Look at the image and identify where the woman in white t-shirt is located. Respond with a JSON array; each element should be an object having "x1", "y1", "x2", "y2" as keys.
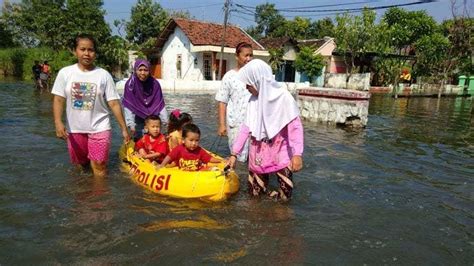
[
  {"x1": 52, "y1": 34, "x2": 130, "y2": 177},
  {"x1": 215, "y1": 42, "x2": 253, "y2": 162}
]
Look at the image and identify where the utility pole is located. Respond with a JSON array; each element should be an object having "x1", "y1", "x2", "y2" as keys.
[{"x1": 218, "y1": 0, "x2": 230, "y2": 81}]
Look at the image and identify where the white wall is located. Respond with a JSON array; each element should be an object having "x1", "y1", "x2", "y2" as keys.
[
  {"x1": 161, "y1": 28, "x2": 201, "y2": 81},
  {"x1": 127, "y1": 50, "x2": 138, "y2": 75},
  {"x1": 161, "y1": 27, "x2": 269, "y2": 81},
  {"x1": 116, "y1": 79, "x2": 309, "y2": 94},
  {"x1": 283, "y1": 44, "x2": 297, "y2": 61}
]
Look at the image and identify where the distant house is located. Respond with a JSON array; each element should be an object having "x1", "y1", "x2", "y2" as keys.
[
  {"x1": 150, "y1": 18, "x2": 269, "y2": 81},
  {"x1": 259, "y1": 36, "x2": 336, "y2": 85},
  {"x1": 259, "y1": 36, "x2": 299, "y2": 82}
]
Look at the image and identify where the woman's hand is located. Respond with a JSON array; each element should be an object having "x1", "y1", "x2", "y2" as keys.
[
  {"x1": 55, "y1": 122, "x2": 68, "y2": 140},
  {"x1": 226, "y1": 155, "x2": 237, "y2": 169},
  {"x1": 289, "y1": 155, "x2": 303, "y2": 172},
  {"x1": 122, "y1": 128, "x2": 131, "y2": 144},
  {"x1": 217, "y1": 124, "x2": 227, "y2": 136},
  {"x1": 246, "y1": 84, "x2": 258, "y2": 96}
]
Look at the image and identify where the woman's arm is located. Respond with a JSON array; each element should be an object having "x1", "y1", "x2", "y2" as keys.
[
  {"x1": 53, "y1": 95, "x2": 68, "y2": 140},
  {"x1": 209, "y1": 157, "x2": 223, "y2": 163},
  {"x1": 231, "y1": 124, "x2": 250, "y2": 156},
  {"x1": 217, "y1": 102, "x2": 227, "y2": 136},
  {"x1": 287, "y1": 117, "x2": 304, "y2": 172},
  {"x1": 123, "y1": 107, "x2": 136, "y2": 129},
  {"x1": 157, "y1": 155, "x2": 172, "y2": 168},
  {"x1": 159, "y1": 108, "x2": 169, "y2": 124},
  {"x1": 108, "y1": 100, "x2": 130, "y2": 144},
  {"x1": 227, "y1": 124, "x2": 250, "y2": 168}
]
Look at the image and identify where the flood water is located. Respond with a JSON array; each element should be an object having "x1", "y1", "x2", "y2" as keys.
[{"x1": 0, "y1": 81, "x2": 473, "y2": 264}]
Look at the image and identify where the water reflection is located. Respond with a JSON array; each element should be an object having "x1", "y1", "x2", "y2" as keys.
[{"x1": 0, "y1": 83, "x2": 473, "y2": 264}]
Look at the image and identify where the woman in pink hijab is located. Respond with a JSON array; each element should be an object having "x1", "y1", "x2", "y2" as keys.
[{"x1": 227, "y1": 59, "x2": 304, "y2": 201}]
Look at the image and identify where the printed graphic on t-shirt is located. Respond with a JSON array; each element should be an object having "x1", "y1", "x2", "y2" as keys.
[
  {"x1": 71, "y1": 82, "x2": 97, "y2": 110},
  {"x1": 178, "y1": 158, "x2": 201, "y2": 171}
]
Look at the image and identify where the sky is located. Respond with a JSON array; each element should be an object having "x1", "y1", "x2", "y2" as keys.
[
  {"x1": 0, "y1": 0, "x2": 467, "y2": 34},
  {"x1": 101, "y1": 0, "x2": 466, "y2": 35}
]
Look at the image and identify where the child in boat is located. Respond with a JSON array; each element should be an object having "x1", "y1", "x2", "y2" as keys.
[
  {"x1": 158, "y1": 123, "x2": 222, "y2": 171},
  {"x1": 167, "y1": 109, "x2": 193, "y2": 151},
  {"x1": 135, "y1": 115, "x2": 168, "y2": 163}
]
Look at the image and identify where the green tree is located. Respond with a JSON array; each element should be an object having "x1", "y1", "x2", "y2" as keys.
[
  {"x1": 335, "y1": 9, "x2": 378, "y2": 87},
  {"x1": 126, "y1": 0, "x2": 168, "y2": 45},
  {"x1": 65, "y1": 0, "x2": 111, "y2": 48},
  {"x1": 268, "y1": 47, "x2": 284, "y2": 73},
  {"x1": 383, "y1": 7, "x2": 437, "y2": 91},
  {"x1": 294, "y1": 46, "x2": 325, "y2": 83},
  {"x1": 0, "y1": 18, "x2": 16, "y2": 48},
  {"x1": 245, "y1": 26, "x2": 262, "y2": 40},
  {"x1": 384, "y1": 8, "x2": 437, "y2": 49},
  {"x1": 414, "y1": 33, "x2": 451, "y2": 78},
  {"x1": 3, "y1": 0, "x2": 111, "y2": 51},
  {"x1": 100, "y1": 36, "x2": 129, "y2": 78},
  {"x1": 369, "y1": 21, "x2": 399, "y2": 86},
  {"x1": 308, "y1": 17, "x2": 335, "y2": 39},
  {"x1": 277, "y1": 16, "x2": 311, "y2": 39},
  {"x1": 169, "y1": 10, "x2": 194, "y2": 19},
  {"x1": 253, "y1": 3, "x2": 285, "y2": 37},
  {"x1": 440, "y1": 17, "x2": 473, "y2": 76}
]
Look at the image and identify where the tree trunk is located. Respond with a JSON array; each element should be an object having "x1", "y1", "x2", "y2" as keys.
[
  {"x1": 118, "y1": 58, "x2": 123, "y2": 79},
  {"x1": 438, "y1": 79, "x2": 445, "y2": 99}
]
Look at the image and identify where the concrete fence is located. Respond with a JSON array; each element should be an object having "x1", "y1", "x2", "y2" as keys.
[
  {"x1": 370, "y1": 83, "x2": 464, "y2": 97},
  {"x1": 297, "y1": 87, "x2": 370, "y2": 128},
  {"x1": 116, "y1": 78, "x2": 311, "y2": 95},
  {"x1": 325, "y1": 73, "x2": 371, "y2": 91}
]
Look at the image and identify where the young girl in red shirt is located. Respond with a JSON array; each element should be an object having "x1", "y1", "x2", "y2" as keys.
[{"x1": 135, "y1": 115, "x2": 168, "y2": 163}]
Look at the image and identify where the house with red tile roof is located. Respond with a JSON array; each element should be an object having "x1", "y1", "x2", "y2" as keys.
[{"x1": 150, "y1": 18, "x2": 269, "y2": 81}]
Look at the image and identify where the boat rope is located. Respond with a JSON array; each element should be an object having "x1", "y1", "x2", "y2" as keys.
[
  {"x1": 191, "y1": 172, "x2": 200, "y2": 192},
  {"x1": 218, "y1": 173, "x2": 227, "y2": 199}
]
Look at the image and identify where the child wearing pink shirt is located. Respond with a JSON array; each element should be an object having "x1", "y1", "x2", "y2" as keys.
[{"x1": 227, "y1": 59, "x2": 304, "y2": 200}]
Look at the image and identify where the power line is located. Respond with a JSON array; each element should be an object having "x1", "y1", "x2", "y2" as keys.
[
  {"x1": 282, "y1": 0, "x2": 437, "y2": 13},
  {"x1": 237, "y1": 0, "x2": 380, "y2": 11},
  {"x1": 106, "y1": 3, "x2": 223, "y2": 14},
  {"x1": 166, "y1": 3, "x2": 222, "y2": 10},
  {"x1": 235, "y1": 0, "x2": 437, "y2": 13},
  {"x1": 232, "y1": 9, "x2": 255, "y2": 17}
]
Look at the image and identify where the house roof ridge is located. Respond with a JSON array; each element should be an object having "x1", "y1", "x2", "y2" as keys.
[
  {"x1": 172, "y1": 17, "x2": 240, "y2": 29},
  {"x1": 236, "y1": 25, "x2": 265, "y2": 50}
]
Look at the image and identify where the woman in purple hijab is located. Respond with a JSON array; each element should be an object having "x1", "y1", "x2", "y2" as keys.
[{"x1": 123, "y1": 59, "x2": 168, "y2": 140}]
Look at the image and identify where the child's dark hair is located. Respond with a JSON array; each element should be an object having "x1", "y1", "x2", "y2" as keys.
[
  {"x1": 236, "y1": 42, "x2": 252, "y2": 55},
  {"x1": 145, "y1": 114, "x2": 161, "y2": 124},
  {"x1": 168, "y1": 110, "x2": 192, "y2": 134},
  {"x1": 72, "y1": 33, "x2": 97, "y2": 50},
  {"x1": 182, "y1": 123, "x2": 200, "y2": 139}
]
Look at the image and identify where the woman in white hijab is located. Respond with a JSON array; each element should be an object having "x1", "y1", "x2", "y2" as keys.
[{"x1": 227, "y1": 59, "x2": 304, "y2": 200}]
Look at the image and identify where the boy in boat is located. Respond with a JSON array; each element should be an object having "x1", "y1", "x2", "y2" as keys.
[
  {"x1": 157, "y1": 123, "x2": 222, "y2": 171},
  {"x1": 135, "y1": 115, "x2": 168, "y2": 163}
]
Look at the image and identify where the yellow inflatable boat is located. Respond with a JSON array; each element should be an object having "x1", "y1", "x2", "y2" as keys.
[{"x1": 119, "y1": 143, "x2": 240, "y2": 202}]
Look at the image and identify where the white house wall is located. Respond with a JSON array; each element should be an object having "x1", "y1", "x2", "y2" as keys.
[
  {"x1": 161, "y1": 28, "x2": 202, "y2": 81},
  {"x1": 283, "y1": 44, "x2": 297, "y2": 61}
]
